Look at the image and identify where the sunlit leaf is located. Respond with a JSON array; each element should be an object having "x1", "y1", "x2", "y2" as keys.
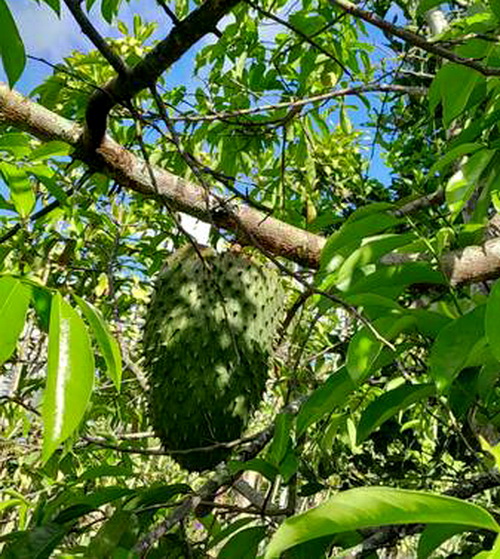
[
  {"x1": 73, "y1": 295, "x2": 122, "y2": 390},
  {"x1": 264, "y1": 487, "x2": 500, "y2": 559},
  {"x1": 0, "y1": 162, "x2": 35, "y2": 218},
  {"x1": 42, "y1": 293, "x2": 95, "y2": 462},
  {"x1": 0, "y1": 0, "x2": 26, "y2": 87},
  {"x1": 0, "y1": 276, "x2": 30, "y2": 366}
]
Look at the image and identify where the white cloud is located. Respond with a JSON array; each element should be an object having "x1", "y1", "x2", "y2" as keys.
[{"x1": 10, "y1": 0, "x2": 85, "y2": 60}]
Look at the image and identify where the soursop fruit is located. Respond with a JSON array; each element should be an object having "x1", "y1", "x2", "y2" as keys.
[{"x1": 143, "y1": 246, "x2": 284, "y2": 471}]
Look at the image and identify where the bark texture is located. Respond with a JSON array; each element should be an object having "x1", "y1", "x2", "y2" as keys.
[{"x1": 2, "y1": 83, "x2": 500, "y2": 285}]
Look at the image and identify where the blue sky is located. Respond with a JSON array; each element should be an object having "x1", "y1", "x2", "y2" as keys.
[{"x1": 1, "y1": 0, "x2": 392, "y2": 184}]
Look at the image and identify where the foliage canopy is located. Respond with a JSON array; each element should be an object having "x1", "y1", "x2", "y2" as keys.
[{"x1": 3, "y1": 0, "x2": 500, "y2": 557}]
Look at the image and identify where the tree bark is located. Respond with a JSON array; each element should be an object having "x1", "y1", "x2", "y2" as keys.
[{"x1": 2, "y1": 83, "x2": 500, "y2": 285}]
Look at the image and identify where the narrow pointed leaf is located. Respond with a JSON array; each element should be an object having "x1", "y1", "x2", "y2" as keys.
[
  {"x1": 73, "y1": 295, "x2": 122, "y2": 390},
  {"x1": 42, "y1": 293, "x2": 94, "y2": 462},
  {"x1": 0, "y1": 0, "x2": 26, "y2": 87},
  {"x1": 264, "y1": 487, "x2": 500, "y2": 559},
  {"x1": 0, "y1": 276, "x2": 30, "y2": 366},
  {"x1": 0, "y1": 162, "x2": 35, "y2": 218}
]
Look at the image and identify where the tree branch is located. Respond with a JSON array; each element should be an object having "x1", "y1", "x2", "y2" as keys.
[
  {"x1": 3, "y1": 83, "x2": 500, "y2": 284},
  {"x1": 83, "y1": 0, "x2": 240, "y2": 149},
  {"x1": 169, "y1": 84, "x2": 426, "y2": 123},
  {"x1": 62, "y1": 0, "x2": 128, "y2": 75},
  {"x1": 329, "y1": 0, "x2": 500, "y2": 77}
]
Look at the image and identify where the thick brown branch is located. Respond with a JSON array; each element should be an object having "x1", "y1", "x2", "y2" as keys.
[
  {"x1": 0, "y1": 83, "x2": 322, "y2": 267},
  {"x1": 84, "y1": 0, "x2": 240, "y2": 148},
  {"x1": 3, "y1": 83, "x2": 500, "y2": 284}
]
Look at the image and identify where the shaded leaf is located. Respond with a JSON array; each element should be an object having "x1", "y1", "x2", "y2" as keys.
[
  {"x1": 357, "y1": 383, "x2": 435, "y2": 444},
  {"x1": 0, "y1": 524, "x2": 68, "y2": 559},
  {"x1": 418, "y1": 524, "x2": 471, "y2": 559},
  {"x1": 446, "y1": 150, "x2": 494, "y2": 220},
  {"x1": 486, "y1": 279, "x2": 500, "y2": 363},
  {"x1": 267, "y1": 412, "x2": 293, "y2": 467},
  {"x1": 346, "y1": 315, "x2": 415, "y2": 383},
  {"x1": 218, "y1": 526, "x2": 267, "y2": 559},
  {"x1": 429, "y1": 305, "x2": 486, "y2": 392},
  {"x1": 297, "y1": 367, "x2": 356, "y2": 436}
]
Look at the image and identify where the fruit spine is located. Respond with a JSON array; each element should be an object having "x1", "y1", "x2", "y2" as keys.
[{"x1": 143, "y1": 246, "x2": 284, "y2": 471}]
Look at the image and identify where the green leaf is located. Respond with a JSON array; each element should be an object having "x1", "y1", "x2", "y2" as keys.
[
  {"x1": 31, "y1": 285, "x2": 52, "y2": 332},
  {"x1": 73, "y1": 295, "x2": 122, "y2": 391},
  {"x1": 348, "y1": 263, "x2": 446, "y2": 298},
  {"x1": 446, "y1": 149, "x2": 494, "y2": 220},
  {"x1": 0, "y1": 0, "x2": 26, "y2": 87},
  {"x1": 335, "y1": 233, "x2": 416, "y2": 292},
  {"x1": 486, "y1": 279, "x2": 500, "y2": 363},
  {"x1": 39, "y1": 0, "x2": 61, "y2": 15},
  {"x1": 0, "y1": 162, "x2": 35, "y2": 218},
  {"x1": 356, "y1": 383, "x2": 435, "y2": 443},
  {"x1": 218, "y1": 526, "x2": 267, "y2": 559},
  {"x1": 479, "y1": 436, "x2": 500, "y2": 470},
  {"x1": 0, "y1": 133, "x2": 31, "y2": 157},
  {"x1": 28, "y1": 141, "x2": 71, "y2": 161},
  {"x1": 409, "y1": 309, "x2": 451, "y2": 338},
  {"x1": 429, "y1": 305, "x2": 486, "y2": 392},
  {"x1": 432, "y1": 64, "x2": 482, "y2": 126},
  {"x1": 490, "y1": 0, "x2": 500, "y2": 21},
  {"x1": 264, "y1": 487, "x2": 500, "y2": 559},
  {"x1": 101, "y1": 0, "x2": 122, "y2": 23},
  {"x1": 267, "y1": 412, "x2": 293, "y2": 467},
  {"x1": 417, "y1": 0, "x2": 444, "y2": 15},
  {"x1": 42, "y1": 293, "x2": 95, "y2": 462},
  {"x1": 86, "y1": 510, "x2": 134, "y2": 558},
  {"x1": 207, "y1": 518, "x2": 254, "y2": 550},
  {"x1": 428, "y1": 143, "x2": 484, "y2": 176},
  {"x1": 320, "y1": 212, "x2": 400, "y2": 273},
  {"x1": 296, "y1": 367, "x2": 356, "y2": 436},
  {"x1": 418, "y1": 524, "x2": 471, "y2": 559},
  {"x1": 228, "y1": 458, "x2": 279, "y2": 483},
  {"x1": 346, "y1": 315, "x2": 415, "y2": 382},
  {"x1": 0, "y1": 276, "x2": 30, "y2": 366},
  {"x1": 0, "y1": 524, "x2": 68, "y2": 559}
]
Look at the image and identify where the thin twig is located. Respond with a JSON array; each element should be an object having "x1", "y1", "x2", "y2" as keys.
[
  {"x1": 169, "y1": 84, "x2": 425, "y2": 123},
  {"x1": 63, "y1": 0, "x2": 128, "y2": 75},
  {"x1": 330, "y1": 0, "x2": 500, "y2": 76}
]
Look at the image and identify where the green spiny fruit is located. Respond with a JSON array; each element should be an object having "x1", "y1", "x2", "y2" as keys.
[{"x1": 143, "y1": 246, "x2": 284, "y2": 471}]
